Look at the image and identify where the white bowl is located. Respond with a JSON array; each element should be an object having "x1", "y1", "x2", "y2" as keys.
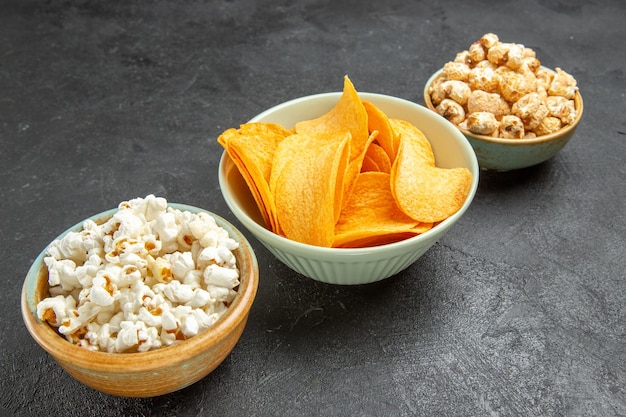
[{"x1": 218, "y1": 93, "x2": 479, "y2": 285}]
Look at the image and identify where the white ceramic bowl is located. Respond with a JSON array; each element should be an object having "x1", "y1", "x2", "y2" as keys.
[
  {"x1": 424, "y1": 69, "x2": 584, "y2": 172},
  {"x1": 22, "y1": 203, "x2": 259, "y2": 397},
  {"x1": 218, "y1": 93, "x2": 479, "y2": 285}
]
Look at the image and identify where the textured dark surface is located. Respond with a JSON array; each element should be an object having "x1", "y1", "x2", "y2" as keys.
[{"x1": 2, "y1": 0, "x2": 625, "y2": 415}]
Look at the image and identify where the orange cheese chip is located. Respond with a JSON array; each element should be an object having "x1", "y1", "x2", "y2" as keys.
[
  {"x1": 362, "y1": 100, "x2": 398, "y2": 162},
  {"x1": 218, "y1": 122, "x2": 291, "y2": 231},
  {"x1": 295, "y1": 76, "x2": 369, "y2": 158},
  {"x1": 390, "y1": 124, "x2": 472, "y2": 223},
  {"x1": 272, "y1": 132, "x2": 350, "y2": 247},
  {"x1": 334, "y1": 172, "x2": 425, "y2": 248},
  {"x1": 389, "y1": 119, "x2": 436, "y2": 166},
  {"x1": 295, "y1": 75, "x2": 370, "y2": 207},
  {"x1": 361, "y1": 142, "x2": 392, "y2": 173}
]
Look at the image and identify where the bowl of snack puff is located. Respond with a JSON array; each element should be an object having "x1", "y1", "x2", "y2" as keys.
[
  {"x1": 218, "y1": 76, "x2": 479, "y2": 285},
  {"x1": 21, "y1": 195, "x2": 258, "y2": 397},
  {"x1": 424, "y1": 33, "x2": 583, "y2": 172}
]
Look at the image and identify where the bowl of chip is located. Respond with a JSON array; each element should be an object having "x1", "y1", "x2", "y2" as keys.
[
  {"x1": 218, "y1": 77, "x2": 479, "y2": 285},
  {"x1": 21, "y1": 197, "x2": 259, "y2": 397},
  {"x1": 423, "y1": 33, "x2": 583, "y2": 172}
]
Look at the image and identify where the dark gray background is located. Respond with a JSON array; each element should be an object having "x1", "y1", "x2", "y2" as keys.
[{"x1": 1, "y1": 0, "x2": 624, "y2": 416}]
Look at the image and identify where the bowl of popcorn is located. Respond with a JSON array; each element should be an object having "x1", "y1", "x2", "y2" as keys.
[
  {"x1": 218, "y1": 76, "x2": 479, "y2": 285},
  {"x1": 21, "y1": 195, "x2": 259, "y2": 397},
  {"x1": 424, "y1": 33, "x2": 584, "y2": 171}
]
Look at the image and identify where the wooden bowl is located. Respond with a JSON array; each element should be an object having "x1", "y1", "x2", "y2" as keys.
[{"x1": 21, "y1": 204, "x2": 258, "y2": 397}]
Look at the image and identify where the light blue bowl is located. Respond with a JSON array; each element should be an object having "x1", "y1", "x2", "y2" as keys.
[{"x1": 424, "y1": 69, "x2": 584, "y2": 172}]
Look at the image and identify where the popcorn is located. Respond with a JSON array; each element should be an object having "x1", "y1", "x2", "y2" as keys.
[
  {"x1": 120, "y1": 263, "x2": 142, "y2": 286},
  {"x1": 36, "y1": 295, "x2": 74, "y2": 327},
  {"x1": 466, "y1": 111, "x2": 499, "y2": 135},
  {"x1": 487, "y1": 42, "x2": 525, "y2": 69},
  {"x1": 534, "y1": 116, "x2": 563, "y2": 136},
  {"x1": 477, "y1": 32, "x2": 499, "y2": 49},
  {"x1": 545, "y1": 95, "x2": 577, "y2": 125},
  {"x1": 187, "y1": 288, "x2": 213, "y2": 308},
  {"x1": 436, "y1": 98, "x2": 466, "y2": 125},
  {"x1": 161, "y1": 309, "x2": 179, "y2": 332},
  {"x1": 153, "y1": 211, "x2": 180, "y2": 253},
  {"x1": 454, "y1": 50, "x2": 471, "y2": 65},
  {"x1": 138, "y1": 306, "x2": 163, "y2": 327},
  {"x1": 469, "y1": 40, "x2": 487, "y2": 63},
  {"x1": 37, "y1": 195, "x2": 240, "y2": 353},
  {"x1": 204, "y1": 264, "x2": 240, "y2": 288},
  {"x1": 160, "y1": 280, "x2": 195, "y2": 304},
  {"x1": 44, "y1": 257, "x2": 80, "y2": 291},
  {"x1": 535, "y1": 67, "x2": 555, "y2": 90},
  {"x1": 152, "y1": 256, "x2": 174, "y2": 283},
  {"x1": 467, "y1": 90, "x2": 510, "y2": 119},
  {"x1": 548, "y1": 68, "x2": 578, "y2": 99},
  {"x1": 116, "y1": 321, "x2": 141, "y2": 352},
  {"x1": 168, "y1": 251, "x2": 195, "y2": 280},
  {"x1": 46, "y1": 231, "x2": 89, "y2": 264},
  {"x1": 499, "y1": 115, "x2": 525, "y2": 139},
  {"x1": 512, "y1": 92, "x2": 550, "y2": 130},
  {"x1": 428, "y1": 33, "x2": 579, "y2": 138},
  {"x1": 442, "y1": 61, "x2": 470, "y2": 82},
  {"x1": 468, "y1": 66, "x2": 499, "y2": 93},
  {"x1": 182, "y1": 269, "x2": 203, "y2": 288},
  {"x1": 498, "y1": 68, "x2": 535, "y2": 102},
  {"x1": 181, "y1": 314, "x2": 199, "y2": 338},
  {"x1": 59, "y1": 301, "x2": 100, "y2": 338},
  {"x1": 192, "y1": 308, "x2": 219, "y2": 330},
  {"x1": 89, "y1": 274, "x2": 116, "y2": 307},
  {"x1": 440, "y1": 80, "x2": 472, "y2": 105},
  {"x1": 205, "y1": 285, "x2": 237, "y2": 305}
]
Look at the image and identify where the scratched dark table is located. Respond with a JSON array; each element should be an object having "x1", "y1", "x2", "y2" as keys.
[{"x1": 1, "y1": 0, "x2": 624, "y2": 416}]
